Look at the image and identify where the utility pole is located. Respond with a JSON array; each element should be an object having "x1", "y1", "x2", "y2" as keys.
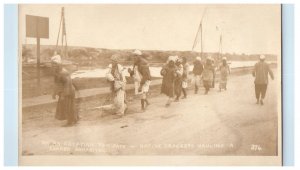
[
  {"x1": 192, "y1": 8, "x2": 207, "y2": 59},
  {"x1": 56, "y1": 7, "x2": 68, "y2": 58},
  {"x1": 200, "y1": 23, "x2": 203, "y2": 58}
]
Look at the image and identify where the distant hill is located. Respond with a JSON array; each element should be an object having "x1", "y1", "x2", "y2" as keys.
[{"x1": 22, "y1": 44, "x2": 277, "y2": 67}]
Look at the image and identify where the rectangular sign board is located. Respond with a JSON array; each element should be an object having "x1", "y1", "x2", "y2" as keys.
[{"x1": 26, "y1": 15, "x2": 49, "y2": 38}]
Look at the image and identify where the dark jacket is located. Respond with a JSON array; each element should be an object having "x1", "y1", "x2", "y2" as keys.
[
  {"x1": 136, "y1": 57, "x2": 151, "y2": 85},
  {"x1": 252, "y1": 61, "x2": 274, "y2": 84},
  {"x1": 193, "y1": 60, "x2": 204, "y2": 75},
  {"x1": 182, "y1": 63, "x2": 189, "y2": 80},
  {"x1": 160, "y1": 63, "x2": 177, "y2": 97},
  {"x1": 53, "y1": 68, "x2": 75, "y2": 97},
  {"x1": 202, "y1": 63, "x2": 215, "y2": 82}
]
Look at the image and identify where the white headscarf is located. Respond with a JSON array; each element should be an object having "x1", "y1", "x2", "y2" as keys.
[
  {"x1": 111, "y1": 54, "x2": 120, "y2": 62},
  {"x1": 196, "y1": 56, "x2": 201, "y2": 61},
  {"x1": 168, "y1": 55, "x2": 178, "y2": 62},
  {"x1": 51, "y1": 54, "x2": 61, "y2": 64},
  {"x1": 133, "y1": 49, "x2": 142, "y2": 56},
  {"x1": 207, "y1": 56, "x2": 212, "y2": 60}
]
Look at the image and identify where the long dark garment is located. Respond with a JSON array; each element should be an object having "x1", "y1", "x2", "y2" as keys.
[
  {"x1": 55, "y1": 92, "x2": 78, "y2": 123},
  {"x1": 255, "y1": 84, "x2": 268, "y2": 100},
  {"x1": 193, "y1": 61, "x2": 203, "y2": 94},
  {"x1": 137, "y1": 60, "x2": 152, "y2": 111},
  {"x1": 203, "y1": 80, "x2": 211, "y2": 92},
  {"x1": 54, "y1": 69, "x2": 79, "y2": 124},
  {"x1": 161, "y1": 64, "x2": 176, "y2": 98},
  {"x1": 202, "y1": 63, "x2": 215, "y2": 94},
  {"x1": 174, "y1": 77, "x2": 182, "y2": 100}
]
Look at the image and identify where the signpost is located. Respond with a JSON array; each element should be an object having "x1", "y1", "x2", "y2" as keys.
[{"x1": 26, "y1": 15, "x2": 49, "y2": 85}]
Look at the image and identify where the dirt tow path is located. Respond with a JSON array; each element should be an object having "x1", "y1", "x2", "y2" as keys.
[{"x1": 22, "y1": 69, "x2": 278, "y2": 156}]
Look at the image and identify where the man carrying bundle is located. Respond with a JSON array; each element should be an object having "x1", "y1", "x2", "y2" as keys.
[{"x1": 129, "y1": 50, "x2": 152, "y2": 112}]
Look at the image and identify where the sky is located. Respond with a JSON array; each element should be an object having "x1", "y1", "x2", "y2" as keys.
[{"x1": 19, "y1": 4, "x2": 281, "y2": 56}]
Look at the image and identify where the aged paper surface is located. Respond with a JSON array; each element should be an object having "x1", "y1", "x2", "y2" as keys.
[{"x1": 19, "y1": 4, "x2": 282, "y2": 165}]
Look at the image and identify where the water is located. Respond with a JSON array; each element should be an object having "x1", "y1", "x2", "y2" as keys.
[{"x1": 71, "y1": 61, "x2": 276, "y2": 79}]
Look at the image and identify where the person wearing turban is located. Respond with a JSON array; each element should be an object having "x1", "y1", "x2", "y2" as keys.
[
  {"x1": 202, "y1": 56, "x2": 215, "y2": 95},
  {"x1": 192, "y1": 56, "x2": 204, "y2": 94},
  {"x1": 160, "y1": 56, "x2": 178, "y2": 107},
  {"x1": 218, "y1": 57, "x2": 231, "y2": 91},
  {"x1": 174, "y1": 57, "x2": 184, "y2": 102},
  {"x1": 51, "y1": 51, "x2": 79, "y2": 126},
  {"x1": 252, "y1": 55, "x2": 274, "y2": 105},
  {"x1": 129, "y1": 50, "x2": 152, "y2": 112},
  {"x1": 130, "y1": 50, "x2": 142, "y2": 95},
  {"x1": 105, "y1": 54, "x2": 127, "y2": 117}
]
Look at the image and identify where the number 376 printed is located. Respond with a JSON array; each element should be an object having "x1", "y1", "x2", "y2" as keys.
[{"x1": 251, "y1": 144, "x2": 262, "y2": 151}]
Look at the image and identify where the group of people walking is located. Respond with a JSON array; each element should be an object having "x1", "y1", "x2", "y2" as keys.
[
  {"x1": 50, "y1": 49, "x2": 274, "y2": 126},
  {"x1": 104, "y1": 50, "x2": 152, "y2": 118},
  {"x1": 160, "y1": 55, "x2": 230, "y2": 107}
]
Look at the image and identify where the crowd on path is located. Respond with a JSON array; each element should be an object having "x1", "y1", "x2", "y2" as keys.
[{"x1": 49, "y1": 50, "x2": 274, "y2": 126}]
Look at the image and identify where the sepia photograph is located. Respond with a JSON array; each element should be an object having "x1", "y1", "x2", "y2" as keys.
[{"x1": 19, "y1": 4, "x2": 282, "y2": 165}]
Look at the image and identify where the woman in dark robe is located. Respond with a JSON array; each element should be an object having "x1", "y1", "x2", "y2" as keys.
[
  {"x1": 202, "y1": 57, "x2": 215, "y2": 95},
  {"x1": 160, "y1": 57, "x2": 177, "y2": 107},
  {"x1": 51, "y1": 54, "x2": 79, "y2": 126},
  {"x1": 193, "y1": 57, "x2": 204, "y2": 94}
]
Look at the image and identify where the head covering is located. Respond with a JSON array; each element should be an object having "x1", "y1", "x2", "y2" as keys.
[
  {"x1": 177, "y1": 57, "x2": 183, "y2": 63},
  {"x1": 196, "y1": 56, "x2": 201, "y2": 61},
  {"x1": 111, "y1": 54, "x2": 119, "y2": 62},
  {"x1": 260, "y1": 55, "x2": 265, "y2": 60},
  {"x1": 106, "y1": 73, "x2": 115, "y2": 81},
  {"x1": 168, "y1": 56, "x2": 177, "y2": 62},
  {"x1": 51, "y1": 54, "x2": 61, "y2": 64},
  {"x1": 222, "y1": 57, "x2": 227, "y2": 61},
  {"x1": 174, "y1": 55, "x2": 179, "y2": 61},
  {"x1": 181, "y1": 56, "x2": 187, "y2": 63},
  {"x1": 207, "y1": 56, "x2": 212, "y2": 60},
  {"x1": 133, "y1": 49, "x2": 142, "y2": 56}
]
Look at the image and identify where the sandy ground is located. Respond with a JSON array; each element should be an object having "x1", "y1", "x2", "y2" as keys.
[{"x1": 22, "y1": 69, "x2": 278, "y2": 156}]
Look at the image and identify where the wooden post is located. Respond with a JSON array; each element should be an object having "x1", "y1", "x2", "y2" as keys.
[{"x1": 26, "y1": 15, "x2": 49, "y2": 91}]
